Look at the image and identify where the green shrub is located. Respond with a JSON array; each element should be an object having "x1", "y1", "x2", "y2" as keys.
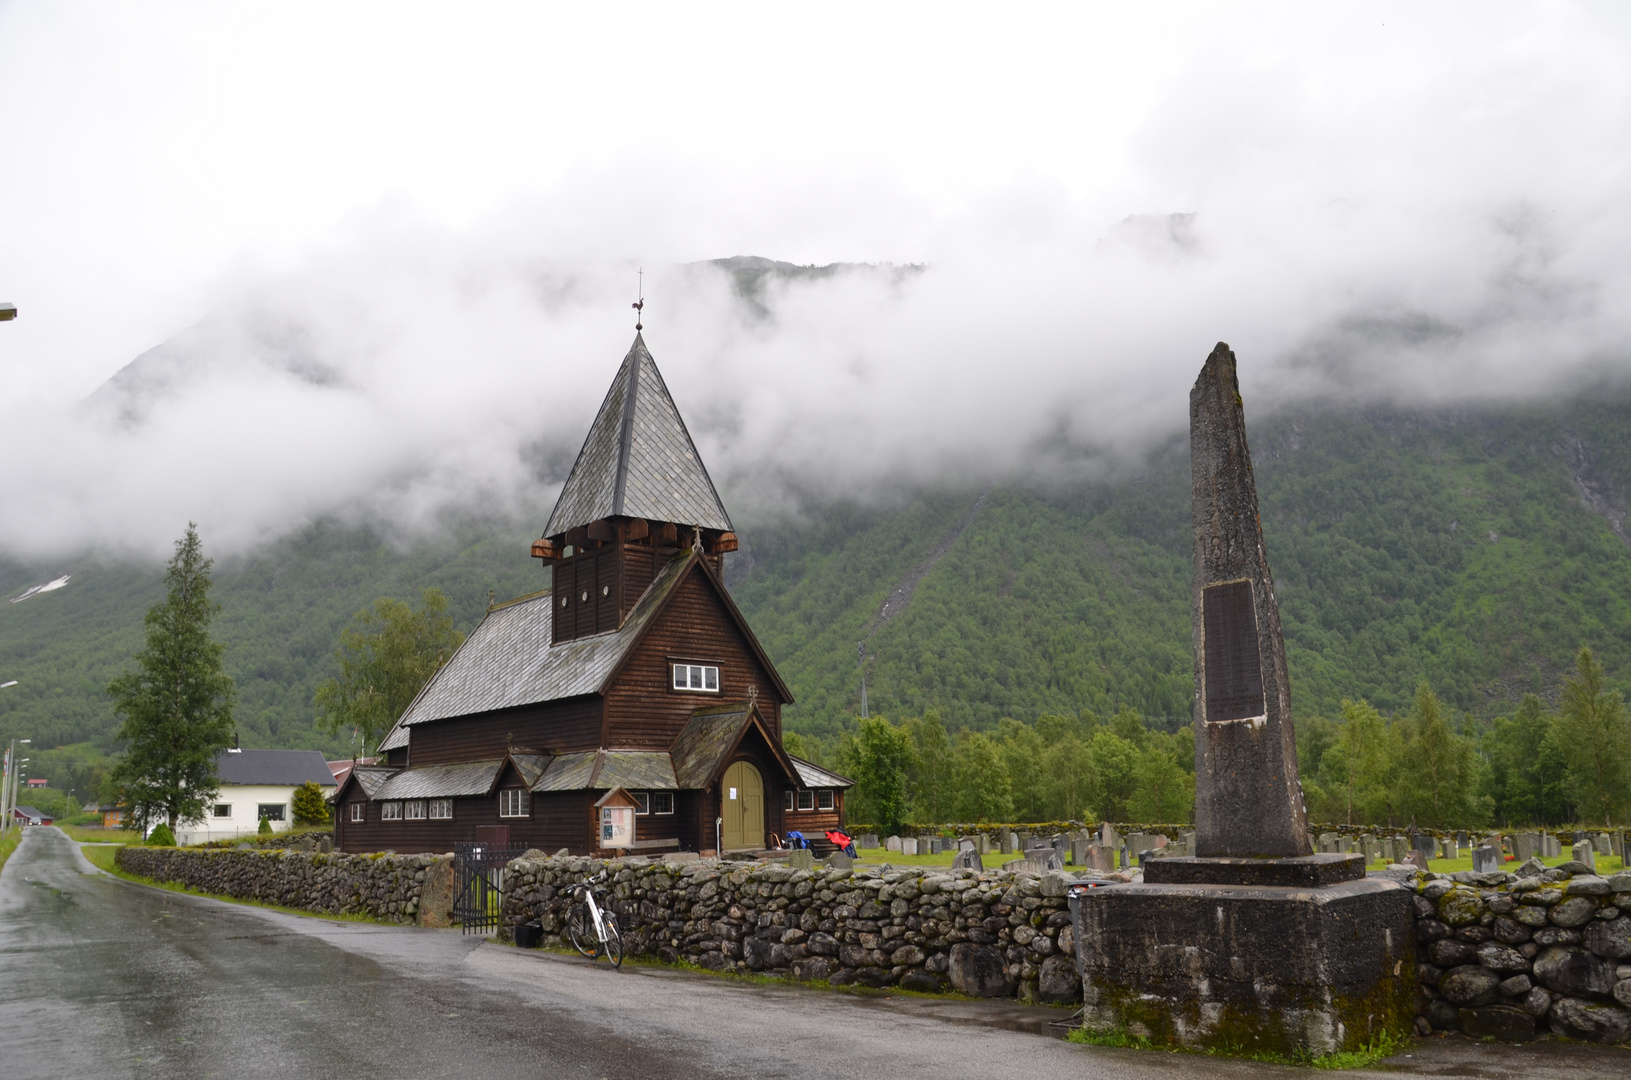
[
  {"x1": 257, "y1": 815, "x2": 273, "y2": 836},
  {"x1": 146, "y1": 823, "x2": 176, "y2": 846},
  {"x1": 291, "y1": 781, "x2": 331, "y2": 827}
]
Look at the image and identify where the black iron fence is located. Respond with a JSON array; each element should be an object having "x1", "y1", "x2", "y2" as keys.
[{"x1": 453, "y1": 841, "x2": 526, "y2": 935}]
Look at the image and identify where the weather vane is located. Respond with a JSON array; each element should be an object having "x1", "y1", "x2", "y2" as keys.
[{"x1": 632, "y1": 267, "x2": 644, "y2": 331}]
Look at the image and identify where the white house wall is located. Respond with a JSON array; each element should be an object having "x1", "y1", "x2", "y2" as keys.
[{"x1": 174, "y1": 783, "x2": 336, "y2": 845}]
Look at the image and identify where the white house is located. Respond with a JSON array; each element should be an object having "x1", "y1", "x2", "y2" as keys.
[{"x1": 174, "y1": 749, "x2": 337, "y2": 844}]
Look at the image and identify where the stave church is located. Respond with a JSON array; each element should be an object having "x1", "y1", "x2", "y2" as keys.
[{"x1": 333, "y1": 331, "x2": 850, "y2": 856}]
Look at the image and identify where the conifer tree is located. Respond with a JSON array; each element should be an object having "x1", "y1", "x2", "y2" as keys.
[
  {"x1": 1555, "y1": 646, "x2": 1631, "y2": 827},
  {"x1": 107, "y1": 524, "x2": 236, "y2": 835}
]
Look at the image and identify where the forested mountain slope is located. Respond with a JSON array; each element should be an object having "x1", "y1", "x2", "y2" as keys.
[{"x1": 2, "y1": 390, "x2": 1629, "y2": 755}]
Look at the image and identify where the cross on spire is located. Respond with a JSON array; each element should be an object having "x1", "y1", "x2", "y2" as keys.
[{"x1": 632, "y1": 267, "x2": 644, "y2": 331}]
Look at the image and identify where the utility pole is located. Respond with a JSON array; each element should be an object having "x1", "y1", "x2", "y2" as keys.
[{"x1": 2, "y1": 739, "x2": 28, "y2": 833}]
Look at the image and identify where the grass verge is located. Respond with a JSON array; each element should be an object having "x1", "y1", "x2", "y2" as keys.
[
  {"x1": 0, "y1": 830, "x2": 20, "y2": 875},
  {"x1": 1068, "y1": 1025, "x2": 1405, "y2": 1069}
]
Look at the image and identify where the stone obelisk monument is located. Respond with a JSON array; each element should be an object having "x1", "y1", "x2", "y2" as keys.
[
  {"x1": 1188, "y1": 341, "x2": 1309, "y2": 860},
  {"x1": 1070, "y1": 344, "x2": 1415, "y2": 1058}
]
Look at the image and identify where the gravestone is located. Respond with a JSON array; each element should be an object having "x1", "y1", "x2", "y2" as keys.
[
  {"x1": 1070, "y1": 838, "x2": 1089, "y2": 866},
  {"x1": 1472, "y1": 845, "x2": 1500, "y2": 874},
  {"x1": 1336, "y1": 836, "x2": 1351, "y2": 854},
  {"x1": 787, "y1": 848, "x2": 816, "y2": 871},
  {"x1": 824, "y1": 851, "x2": 853, "y2": 870},
  {"x1": 1100, "y1": 823, "x2": 1121, "y2": 850},
  {"x1": 1438, "y1": 838, "x2": 1453, "y2": 860},
  {"x1": 917, "y1": 834, "x2": 935, "y2": 854},
  {"x1": 950, "y1": 847, "x2": 983, "y2": 872},
  {"x1": 885, "y1": 835, "x2": 902, "y2": 852},
  {"x1": 1402, "y1": 849, "x2": 1429, "y2": 872},
  {"x1": 1000, "y1": 832, "x2": 1015, "y2": 855},
  {"x1": 900, "y1": 838, "x2": 918, "y2": 856},
  {"x1": 1083, "y1": 844, "x2": 1114, "y2": 872},
  {"x1": 1412, "y1": 834, "x2": 1432, "y2": 854},
  {"x1": 1543, "y1": 834, "x2": 1562, "y2": 859},
  {"x1": 1456, "y1": 830, "x2": 1469, "y2": 847},
  {"x1": 1317, "y1": 832, "x2": 1338, "y2": 854},
  {"x1": 319, "y1": 836, "x2": 333, "y2": 854},
  {"x1": 1513, "y1": 833, "x2": 1538, "y2": 863},
  {"x1": 1596, "y1": 833, "x2": 1614, "y2": 859},
  {"x1": 1572, "y1": 840, "x2": 1596, "y2": 872},
  {"x1": 1076, "y1": 344, "x2": 1411, "y2": 1059},
  {"x1": 858, "y1": 833, "x2": 880, "y2": 849}
]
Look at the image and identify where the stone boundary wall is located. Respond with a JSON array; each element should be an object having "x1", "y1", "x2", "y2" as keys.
[
  {"x1": 115, "y1": 846, "x2": 456, "y2": 926},
  {"x1": 502, "y1": 856, "x2": 1104, "y2": 1002},
  {"x1": 1413, "y1": 861, "x2": 1631, "y2": 1043}
]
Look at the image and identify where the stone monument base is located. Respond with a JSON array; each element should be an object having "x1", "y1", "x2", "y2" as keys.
[
  {"x1": 1071, "y1": 876, "x2": 1415, "y2": 1058},
  {"x1": 1145, "y1": 852, "x2": 1364, "y2": 887}
]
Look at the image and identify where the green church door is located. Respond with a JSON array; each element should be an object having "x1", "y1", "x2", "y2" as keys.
[{"x1": 721, "y1": 761, "x2": 764, "y2": 851}]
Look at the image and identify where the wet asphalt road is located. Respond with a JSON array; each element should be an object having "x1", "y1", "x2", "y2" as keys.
[{"x1": 3, "y1": 827, "x2": 1629, "y2": 1080}]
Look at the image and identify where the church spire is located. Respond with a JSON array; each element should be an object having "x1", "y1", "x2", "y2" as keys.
[{"x1": 543, "y1": 334, "x2": 732, "y2": 540}]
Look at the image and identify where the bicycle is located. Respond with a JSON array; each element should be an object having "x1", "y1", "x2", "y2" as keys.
[{"x1": 565, "y1": 872, "x2": 623, "y2": 968}]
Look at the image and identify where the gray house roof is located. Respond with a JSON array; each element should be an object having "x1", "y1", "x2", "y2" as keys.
[
  {"x1": 381, "y1": 553, "x2": 694, "y2": 748},
  {"x1": 543, "y1": 334, "x2": 732, "y2": 537},
  {"x1": 216, "y1": 749, "x2": 336, "y2": 787}
]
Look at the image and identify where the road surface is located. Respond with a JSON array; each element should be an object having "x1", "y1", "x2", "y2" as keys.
[{"x1": 0, "y1": 826, "x2": 1624, "y2": 1079}]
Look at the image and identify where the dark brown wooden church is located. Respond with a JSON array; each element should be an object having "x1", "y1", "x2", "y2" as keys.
[{"x1": 333, "y1": 333, "x2": 850, "y2": 856}]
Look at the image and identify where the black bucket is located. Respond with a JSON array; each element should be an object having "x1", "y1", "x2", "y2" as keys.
[{"x1": 513, "y1": 921, "x2": 543, "y2": 949}]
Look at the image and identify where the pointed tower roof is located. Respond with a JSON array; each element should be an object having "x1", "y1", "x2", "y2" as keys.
[{"x1": 545, "y1": 334, "x2": 732, "y2": 537}]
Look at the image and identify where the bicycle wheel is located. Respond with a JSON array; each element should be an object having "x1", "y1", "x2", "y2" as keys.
[
  {"x1": 565, "y1": 903, "x2": 597, "y2": 958},
  {"x1": 601, "y1": 916, "x2": 623, "y2": 968}
]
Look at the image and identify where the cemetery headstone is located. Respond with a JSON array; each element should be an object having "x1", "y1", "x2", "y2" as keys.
[
  {"x1": 824, "y1": 851, "x2": 853, "y2": 870},
  {"x1": 788, "y1": 848, "x2": 816, "y2": 871},
  {"x1": 1596, "y1": 833, "x2": 1614, "y2": 859},
  {"x1": 917, "y1": 834, "x2": 934, "y2": 854},
  {"x1": 949, "y1": 847, "x2": 983, "y2": 872},
  {"x1": 885, "y1": 835, "x2": 902, "y2": 852},
  {"x1": 319, "y1": 836, "x2": 333, "y2": 854},
  {"x1": 1084, "y1": 844, "x2": 1114, "y2": 872},
  {"x1": 1411, "y1": 834, "x2": 1432, "y2": 854},
  {"x1": 1543, "y1": 834, "x2": 1562, "y2": 859},
  {"x1": 1317, "y1": 832, "x2": 1337, "y2": 854},
  {"x1": 858, "y1": 833, "x2": 880, "y2": 849},
  {"x1": 1100, "y1": 823, "x2": 1121, "y2": 850},
  {"x1": 1071, "y1": 839, "x2": 1089, "y2": 866},
  {"x1": 1456, "y1": 830, "x2": 1469, "y2": 847},
  {"x1": 1402, "y1": 849, "x2": 1429, "y2": 872},
  {"x1": 1001, "y1": 832, "x2": 1015, "y2": 854},
  {"x1": 1472, "y1": 845, "x2": 1500, "y2": 874},
  {"x1": 1572, "y1": 840, "x2": 1596, "y2": 872},
  {"x1": 900, "y1": 838, "x2": 918, "y2": 856},
  {"x1": 1513, "y1": 833, "x2": 1538, "y2": 863}
]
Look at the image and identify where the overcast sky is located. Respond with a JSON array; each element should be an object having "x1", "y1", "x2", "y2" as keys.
[{"x1": 2, "y1": 3, "x2": 1630, "y2": 559}]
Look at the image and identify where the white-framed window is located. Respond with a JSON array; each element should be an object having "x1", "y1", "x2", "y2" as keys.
[
  {"x1": 428, "y1": 799, "x2": 452, "y2": 820},
  {"x1": 380, "y1": 802, "x2": 403, "y2": 821},
  {"x1": 672, "y1": 663, "x2": 720, "y2": 693},
  {"x1": 798, "y1": 790, "x2": 814, "y2": 811},
  {"x1": 499, "y1": 789, "x2": 529, "y2": 818},
  {"x1": 819, "y1": 790, "x2": 835, "y2": 811},
  {"x1": 404, "y1": 800, "x2": 426, "y2": 820},
  {"x1": 633, "y1": 792, "x2": 650, "y2": 815},
  {"x1": 652, "y1": 792, "x2": 674, "y2": 815},
  {"x1": 349, "y1": 802, "x2": 365, "y2": 823},
  {"x1": 784, "y1": 790, "x2": 795, "y2": 811},
  {"x1": 257, "y1": 803, "x2": 286, "y2": 822},
  {"x1": 213, "y1": 804, "x2": 232, "y2": 819}
]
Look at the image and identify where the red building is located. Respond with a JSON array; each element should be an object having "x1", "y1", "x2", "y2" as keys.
[{"x1": 334, "y1": 333, "x2": 850, "y2": 856}]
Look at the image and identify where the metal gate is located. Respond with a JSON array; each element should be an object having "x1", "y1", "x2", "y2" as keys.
[{"x1": 454, "y1": 841, "x2": 525, "y2": 935}]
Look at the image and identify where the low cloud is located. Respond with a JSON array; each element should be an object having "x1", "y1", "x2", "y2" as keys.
[{"x1": 3, "y1": 7, "x2": 1630, "y2": 560}]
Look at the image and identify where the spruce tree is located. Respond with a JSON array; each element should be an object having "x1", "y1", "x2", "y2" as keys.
[
  {"x1": 108, "y1": 524, "x2": 236, "y2": 835},
  {"x1": 1556, "y1": 646, "x2": 1630, "y2": 827}
]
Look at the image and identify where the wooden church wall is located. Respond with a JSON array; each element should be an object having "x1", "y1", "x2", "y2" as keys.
[
  {"x1": 602, "y1": 570, "x2": 782, "y2": 750},
  {"x1": 407, "y1": 696, "x2": 604, "y2": 765}
]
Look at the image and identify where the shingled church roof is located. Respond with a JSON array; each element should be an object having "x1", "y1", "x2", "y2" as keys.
[{"x1": 544, "y1": 333, "x2": 732, "y2": 537}]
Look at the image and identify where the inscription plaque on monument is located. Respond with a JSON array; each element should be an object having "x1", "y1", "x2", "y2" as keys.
[{"x1": 1201, "y1": 580, "x2": 1264, "y2": 723}]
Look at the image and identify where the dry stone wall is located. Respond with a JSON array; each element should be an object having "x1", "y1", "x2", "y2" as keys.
[
  {"x1": 115, "y1": 846, "x2": 455, "y2": 926},
  {"x1": 1413, "y1": 860, "x2": 1631, "y2": 1044},
  {"x1": 502, "y1": 856, "x2": 1119, "y2": 1002}
]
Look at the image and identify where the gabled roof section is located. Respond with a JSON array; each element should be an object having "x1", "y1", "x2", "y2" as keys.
[
  {"x1": 544, "y1": 334, "x2": 732, "y2": 536},
  {"x1": 670, "y1": 702, "x2": 800, "y2": 790},
  {"x1": 386, "y1": 549, "x2": 790, "y2": 736},
  {"x1": 345, "y1": 765, "x2": 399, "y2": 799},
  {"x1": 216, "y1": 749, "x2": 336, "y2": 787},
  {"x1": 790, "y1": 756, "x2": 854, "y2": 790},
  {"x1": 529, "y1": 749, "x2": 679, "y2": 792},
  {"x1": 392, "y1": 553, "x2": 691, "y2": 730}
]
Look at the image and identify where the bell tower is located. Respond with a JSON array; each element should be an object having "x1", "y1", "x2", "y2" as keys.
[{"x1": 531, "y1": 333, "x2": 738, "y2": 644}]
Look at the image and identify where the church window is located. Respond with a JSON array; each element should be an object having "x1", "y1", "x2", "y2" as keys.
[
  {"x1": 428, "y1": 799, "x2": 452, "y2": 820},
  {"x1": 404, "y1": 800, "x2": 425, "y2": 820},
  {"x1": 652, "y1": 792, "x2": 673, "y2": 815},
  {"x1": 349, "y1": 802, "x2": 365, "y2": 823},
  {"x1": 499, "y1": 788, "x2": 530, "y2": 818},
  {"x1": 798, "y1": 790, "x2": 814, "y2": 811},
  {"x1": 672, "y1": 663, "x2": 719, "y2": 693},
  {"x1": 633, "y1": 792, "x2": 650, "y2": 815},
  {"x1": 818, "y1": 790, "x2": 835, "y2": 811}
]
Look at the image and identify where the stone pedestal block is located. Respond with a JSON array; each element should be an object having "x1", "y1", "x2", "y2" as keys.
[{"x1": 1071, "y1": 878, "x2": 1416, "y2": 1057}]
